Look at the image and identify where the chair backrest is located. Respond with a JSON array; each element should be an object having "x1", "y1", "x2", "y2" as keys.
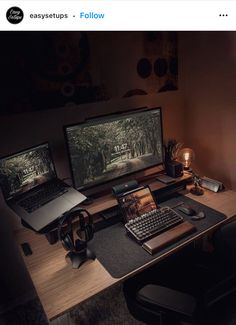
[{"x1": 213, "y1": 220, "x2": 236, "y2": 273}]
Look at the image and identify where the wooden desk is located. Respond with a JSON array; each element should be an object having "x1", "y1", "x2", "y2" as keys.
[{"x1": 14, "y1": 189, "x2": 236, "y2": 321}]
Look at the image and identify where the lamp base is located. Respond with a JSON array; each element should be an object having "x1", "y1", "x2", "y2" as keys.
[{"x1": 190, "y1": 186, "x2": 204, "y2": 196}]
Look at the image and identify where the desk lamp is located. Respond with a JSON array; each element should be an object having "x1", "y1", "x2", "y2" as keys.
[
  {"x1": 177, "y1": 148, "x2": 204, "y2": 196},
  {"x1": 177, "y1": 148, "x2": 195, "y2": 171}
]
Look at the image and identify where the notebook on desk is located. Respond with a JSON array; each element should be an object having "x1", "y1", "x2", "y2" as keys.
[{"x1": 0, "y1": 143, "x2": 86, "y2": 232}]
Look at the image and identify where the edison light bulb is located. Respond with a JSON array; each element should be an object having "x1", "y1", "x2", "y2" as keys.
[{"x1": 177, "y1": 148, "x2": 195, "y2": 170}]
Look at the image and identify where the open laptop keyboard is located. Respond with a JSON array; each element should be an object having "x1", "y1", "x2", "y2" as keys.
[
  {"x1": 19, "y1": 182, "x2": 68, "y2": 213},
  {"x1": 125, "y1": 207, "x2": 184, "y2": 242}
]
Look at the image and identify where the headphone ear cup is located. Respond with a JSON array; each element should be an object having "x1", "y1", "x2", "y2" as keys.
[
  {"x1": 62, "y1": 233, "x2": 75, "y2": 251},
  {"x1": 75, "y1": 239, "x2": 86, "y2": 251}
]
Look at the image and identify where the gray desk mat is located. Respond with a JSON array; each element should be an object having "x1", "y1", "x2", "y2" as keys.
[{"x1": 88, "y1": 195, "x2": 226, "y2": 278}]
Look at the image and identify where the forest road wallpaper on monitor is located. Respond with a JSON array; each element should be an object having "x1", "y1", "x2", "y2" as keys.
[
  {"x1": 66, "y1": 109, "x2": 163, "y2": 189},
  {"x1": 0, "y1": 144, "x2": 55, "y2": 199}
]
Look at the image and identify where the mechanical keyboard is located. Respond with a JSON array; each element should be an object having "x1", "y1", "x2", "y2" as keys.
[
  {"x1": 19, "y1": 182, "x2": 68, "y2": 213},
  {"x1": 125, "y1": 206, "x2": 184, "y2": 242}
]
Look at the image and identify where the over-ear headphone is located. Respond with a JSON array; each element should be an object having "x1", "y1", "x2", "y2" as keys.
[{"x1": 57, "y1": 207, "x2": 94, "y2": 252}]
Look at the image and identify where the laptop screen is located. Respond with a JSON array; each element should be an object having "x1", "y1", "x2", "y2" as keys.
[
  {"x1": 118, "y1": 186, "x2": 157, "y2": 222},
  {"x1": 0, "y1": 143, "x2": 56, "y2": 200}
]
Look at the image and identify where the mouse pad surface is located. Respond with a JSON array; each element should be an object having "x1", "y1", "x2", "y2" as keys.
[{"x1": 88, "y1": 194, "x2": 226, "y2": 278}]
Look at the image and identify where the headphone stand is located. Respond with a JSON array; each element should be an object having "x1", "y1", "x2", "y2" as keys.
[{"x1": 66, "y1": 247, "x2": 96, "y2": 269}]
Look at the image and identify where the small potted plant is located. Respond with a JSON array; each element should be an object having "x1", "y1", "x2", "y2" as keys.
[
  {"x1": 163, "y1": 139, "x2": 183, "y2": 178},
  {"x1": 163, "y1": 139, "x2": 182, "y2": 163}
]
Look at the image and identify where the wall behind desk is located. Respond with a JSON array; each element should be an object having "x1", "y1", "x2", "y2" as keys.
[{"x1": 180, "y1": 32, "x2": 236, "y2": 190}]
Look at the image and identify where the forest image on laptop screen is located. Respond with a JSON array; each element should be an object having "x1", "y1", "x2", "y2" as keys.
[
  {"x1": 66, "y1": 108, "x2": 163, "y2": 189},
  {"x1": 119, "y1": 187, "x2": 157, "y2": 221},
  {"x1": 0, "y1": 144, "x2": 56, "y2": 200}
]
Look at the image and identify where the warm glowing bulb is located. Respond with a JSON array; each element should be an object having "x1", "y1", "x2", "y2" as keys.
[
  {"x1": 184, "y1": 152, "x2": 189, "y2": 160},
  {"x1": 177, "y1": 148, "x2": 195, "y2": 170}
]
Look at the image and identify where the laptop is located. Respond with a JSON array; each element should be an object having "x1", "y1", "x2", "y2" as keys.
[{"x1": 0, "y1": 143, "x2": 86, "y2": 232}]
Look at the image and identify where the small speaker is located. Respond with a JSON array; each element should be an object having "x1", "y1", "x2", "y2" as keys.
[
  {"x1": 112, "y1": 180, "x2": 139, "y2": 196},
  {"x1": 165, "y1": 161, "x2": 183, "y2": 178}
]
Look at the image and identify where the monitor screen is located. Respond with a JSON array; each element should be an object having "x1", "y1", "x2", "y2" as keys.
[
  {"x1": 65, "y1": 107, "x2": 163, "y2": 190},
  {"x1": 0, "y1": 143, "x2": 56, "y2": 200},
  {"x1": 118, "y1": 187, "x2": 157, "y2": 222}
]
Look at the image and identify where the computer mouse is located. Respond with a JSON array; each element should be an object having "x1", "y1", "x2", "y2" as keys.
[{"x1": 177, "y1": 205, "x2": 196, "y2": 216}]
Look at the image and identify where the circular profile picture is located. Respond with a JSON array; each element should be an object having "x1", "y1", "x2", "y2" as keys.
[{"x1": 6, "y1": 7, "x2": 24, "y2": 24}]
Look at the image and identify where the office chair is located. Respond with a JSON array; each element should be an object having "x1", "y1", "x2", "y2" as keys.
[{"x1": 123, "y1": 220, "x2": 236, "y2": 325}]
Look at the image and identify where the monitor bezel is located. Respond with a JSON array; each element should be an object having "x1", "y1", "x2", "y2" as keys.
[
  {"x1": 64, "y1": 106, "x2": 164, "y2": 192},
  {"x1": 0, "y1": 142, "x2": 57, "y2": 201}
]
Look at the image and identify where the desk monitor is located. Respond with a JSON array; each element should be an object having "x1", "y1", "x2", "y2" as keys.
[{"x1": 64, "y1": 107, "x2": 164, "y2": 191}]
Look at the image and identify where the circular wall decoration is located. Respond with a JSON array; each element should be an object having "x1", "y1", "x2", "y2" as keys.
[
  {"x1": 137, "y1": 58, "x2": 152, "y2": 78},
  {"x1": 25, "y1": 32, "x2": 90, "y2": 82},
  {"x1": 154, "y1": 58, "x2": 168, "y2": 77}
]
